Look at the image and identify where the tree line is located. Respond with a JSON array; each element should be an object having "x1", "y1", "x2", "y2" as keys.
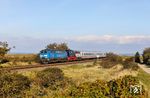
[
  {"x1": 46, "y1": 42, "x2": 69, "y2": 50},
  {"x1": 135, "y1": 48, "x2": 150, "y2": 65},
  {"x1": 0, "y1": 41, "x2": 150, "y2": 65}
]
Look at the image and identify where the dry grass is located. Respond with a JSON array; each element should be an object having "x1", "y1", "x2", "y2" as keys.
[
  {"x1": 18, "y1": 62, "x2": 138, "y2": 84},
  {"x1": 0, "y1": 54, "x2": 38, "y2": 67},
  {"x1": 2, "y1": 54, "x2": 149, "y2": 97},
  {"x1": 21, "y1": 71, "x2": 37, "y2": 80},
  {"x1": 0, "y1": 61, "x2": 38, "y2": 67},
  {"x1": 137, "y1": 69, "x2": 150, "y2": 97},
  {"x1": 18, "y1": 62, "x2": 149, "y2": 97},
  {"x1": 62, "y1": 63, "x2": 138, "y2": 85},
  {"x1": 6, "y1": 54, "x2": 36, "y2": 57}
]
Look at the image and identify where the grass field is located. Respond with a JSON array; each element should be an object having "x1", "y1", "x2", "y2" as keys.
[
  {"x1": 0, "y1": 54, "x2": 38, "y2": 67},
  {"x1": 19, "y1": 61, "x2": 150, "y2": 97},
  {"x1": 137, "y1": 69, "x2": 150, "y2": 97},
  {"x1": 21, "y1": 61, "x2": 138, "y2": 84},
  {"x1": 1, "y1": 54, "x2": 150, "y2": 97},
  {"x1": 62, "y1": 63, "x2": 138, "y2": 84}
]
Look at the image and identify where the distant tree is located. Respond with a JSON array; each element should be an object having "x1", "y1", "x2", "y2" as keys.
[
  {"x1": 57, "y1": 43, "x2": 69, "y2": 50},
  {"x1": 0, "y1": 42, "x2": 10, "y2": 59},
  {"x1": 143, "y1": 48, "x2": 150, "y2": 64},
  {"x1": 46, "y1": 42, "x2": 69, "y2": 50},
  {"x1": 46, "y1": 42, "x2": 57, "y2": 50},
  {"x1": 106, "y1": 52, "x2": 122, "y2": 62},
  {"x1": 134, "y1": 52, "x2": 141, "y2": 63}
]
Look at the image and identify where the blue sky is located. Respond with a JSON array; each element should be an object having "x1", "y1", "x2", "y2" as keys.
[{"x1": 0, "y1": 0, "x2": 150, "y2": 53}]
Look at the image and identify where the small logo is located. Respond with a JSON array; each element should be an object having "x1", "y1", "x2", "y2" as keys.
[{"x1": 130, "y1": 85, "x2": 142, "y2": 95}]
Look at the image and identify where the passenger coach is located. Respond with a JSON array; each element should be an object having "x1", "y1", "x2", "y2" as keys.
[{"x1": 75, "y1": 51, "x2": 106, "y2": 59}]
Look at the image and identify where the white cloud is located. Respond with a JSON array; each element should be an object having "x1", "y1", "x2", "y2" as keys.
[
  {"x1": 0, "y1": 35, "x2": 150, "y2": 53},
  {"x1": 69, "y1": 35, "x2": 150, "y2": 44}
]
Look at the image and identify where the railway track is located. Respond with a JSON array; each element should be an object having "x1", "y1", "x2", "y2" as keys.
[{"x1": 0, "y1": 59, "x2": 100, "y2": 71}]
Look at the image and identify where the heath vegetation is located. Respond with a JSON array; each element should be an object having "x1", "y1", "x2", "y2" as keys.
[{"x1": 0, "y1": 61, "x2": 149, "y2": 97}]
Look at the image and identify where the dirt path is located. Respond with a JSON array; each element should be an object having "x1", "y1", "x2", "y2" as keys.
[{"x1": 138, "y1": 64, "x2": 150, "y2": 74}]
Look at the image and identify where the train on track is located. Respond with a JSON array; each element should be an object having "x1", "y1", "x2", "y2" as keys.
[{"x1": 39, "y1": 49, "x2": 106, "y2": 64}]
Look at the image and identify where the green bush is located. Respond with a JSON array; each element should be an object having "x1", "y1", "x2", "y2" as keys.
[
  {"x1": 100, "y1": 53, "x2": 139, "y2": 70},
  {"x1": 143, "y1": 48, "x2": 150, "y2": 64},
  {"x1": 147, "y1": 59, "x2": 150, "y2": 65},
  {"x1": 100, "y1": 60, "x2": 117, "y2": 68},
  {"x1": 122, "y1": 58, "x2": 139, "y2": 70},
  {"x1": 93, "y1": 60, "x2": 97, "y2": 66},
  {"x1": 68, "y1": 75, "x2": 146, "y2": 98},
  {"x1": 108, "y1": 75, "x2": 139, "y2": 97},
  {"x1": 23, "y1": 84, "x2": 48, "y2": 97},
  {"x1": 34, "y1": 54, "x2": 41, "y2": 63},
  {"x1": 100, "y1": 53, "x2": 123, "y2": 68},
  {"x1": 106, "y1": 53, "x2": 123, "y2": 63},
  {"x1": 135, "y1": 52, "x2": 141, "y2": 63},
  {"x1": 36, "y1": 68, "x2": 65, "y2": 90},
  {"x1": 0, "y1": 70, "x2": 31, "y2": 97},
  {"x1": 69, "y1": 80, "x2": 110, "y2": 98},
  {"x1": 0, "y1": 58, "x2": 9, "y2": 64}
]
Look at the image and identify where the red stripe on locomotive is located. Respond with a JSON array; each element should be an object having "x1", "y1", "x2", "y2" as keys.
[{"x1": 67, "y1": 56, "x2": 77, "y2": 61}]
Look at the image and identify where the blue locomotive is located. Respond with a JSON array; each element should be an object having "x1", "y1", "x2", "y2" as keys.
[{"x1": 39, "y1": 49, "x2": 77, "y2": 64}]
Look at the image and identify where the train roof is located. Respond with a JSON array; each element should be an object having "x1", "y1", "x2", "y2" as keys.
[
  {"x1": 78, "y1": 51, "x2": 104, "y2": 53},
  {"x1": 40, "y1": 49, "x2": 74, "y2": 52}
]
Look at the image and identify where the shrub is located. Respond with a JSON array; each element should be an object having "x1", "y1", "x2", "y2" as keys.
[
  {"x1": 23, "y1": 84, "x2": 48, "y2": 97},
  {"x1": 108, "y1": 75, "x2": 137, "y2": 97},
  {"x1": 100, "y1": 53, "x2": 139, "y2": 70},
  {"x1": 69, "y1": 80, "x2": 110, "y2": 98},
  {"x1": 34, "y1": 54, "x2": 41, "y2": 63},
  {"x1": 143, "y1": 48, "x2": 150, "y2": 64},
  {"x1": 100, "y1": 60, "x2": 116, "y2": 68},
  {"x1": 135, "y1": 52, "x2": 141, "y2": 63},
  {"x1": 0, "y1": 42, "x2": 10, "y2": 59},
  {"x1": 93, "y1": 60, "x2": 97, "y2": 66},
  {"x1": 108, "y1": 75, "x2": 146, "y2": 97},
  {"x1": 68, "y1": 75, "x2": 146, "y2": 98},
  {"x1": 0, "y1": 58, "x2": 9, "y2": 64},
  {"x1": 147, "y1": 59, "x2": 150, "y2": 65},
  {"x1": 106, "y1": 53, "x2": 122, "y2": 63},
  {"x1": 28, "y1": 61, "x2": 32, "y2": 64},
  {"x1": 0, "y1": 70, "x2": 31, "y2": 97},
  {"x1": 35, "y1": 68, "x2": 65, "y2": 90},
  {"x1": 122, "y1": 57, "x2": 139, "y2": 70},
  {"x1": 100, "y1": 53, "x2": 123, "y2": 68}
]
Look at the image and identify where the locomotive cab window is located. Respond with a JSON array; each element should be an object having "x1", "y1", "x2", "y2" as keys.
[
  {"x1": 66, "y1": 50, "x2": 75, "y2": 56},
  {"x1": 70, "y1": 51, "x2": 75, "y2": 56},
  {"x1": 44, "y1": 50, "x2": 47, "y2": 53},
  {"x1": 40, "y1": 50, "x2": 44, "y2": 53}
]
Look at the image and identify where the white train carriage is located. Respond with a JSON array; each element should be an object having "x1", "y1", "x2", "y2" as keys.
[{"x1": 75, "y1": 51, "x2": 106, "y2": 59}]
